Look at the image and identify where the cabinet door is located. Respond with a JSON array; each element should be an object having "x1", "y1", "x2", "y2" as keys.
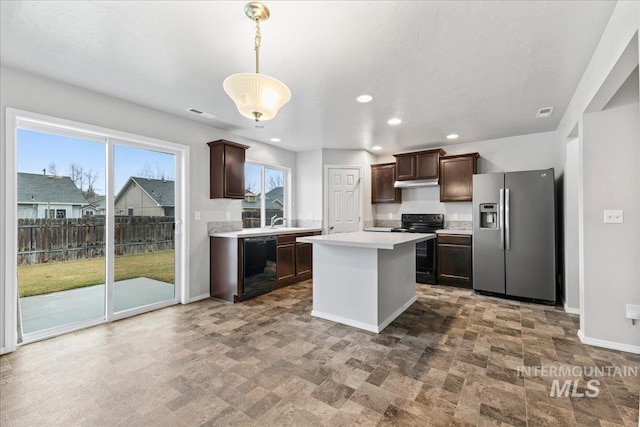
[
  {"x1": 276, "y1": 243, "x2": 296, "y2": 285},
  {"x1": 395, "y1": 155, "x2": 416, "y2": 180},
  {"x1": 295, "y1": 243, "x2": 312, "y2": 277},
  {"x1": 416, "y1": 152, "x2": 440, "y2": 179},
  {"x1": 371, "y1": 163, "x2": 401, "y2": 203},
  {"x1": 224, "y1": 144, "x2": 246, "y2": 199},
  {"x1": 437, "y1": 241, "x2": 472, "y2": 287},
  {"x1": 439, "y1": 154, "x2": 478, "y2": 202}
]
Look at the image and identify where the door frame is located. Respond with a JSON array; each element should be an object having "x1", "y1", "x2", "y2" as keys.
[
  {"x1": 323, "y1": 165, "x2": 363, "y2": 234},
  {"x1": 2, "y1": 108, "x2": 190, "y2": 353}
]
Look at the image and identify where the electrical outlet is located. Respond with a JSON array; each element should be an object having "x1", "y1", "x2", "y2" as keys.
[
  {"x1": 226, "y1": 211, "x2": 231, "y2": 221},
  {"x1": 603, "y1": 210, "x2": 623, "y2": 224},
  {"x1": 194, "y1": 211, "x2": 200, "y2": 220},
  {"x1": 388, "y1": 213, "x2": 393, "y2": 219}
]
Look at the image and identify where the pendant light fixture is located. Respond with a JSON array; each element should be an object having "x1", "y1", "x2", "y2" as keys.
[{"x1": 223, "y1": 2, "x2": 291, "y2": 122}]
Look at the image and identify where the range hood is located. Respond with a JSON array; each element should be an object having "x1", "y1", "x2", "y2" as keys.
[{"x1": 394, "y1": 179, "x2": 439, "y2": 188}]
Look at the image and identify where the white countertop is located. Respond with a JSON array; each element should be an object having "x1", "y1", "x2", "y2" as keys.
[
  {"x1": 297, "y1": 231, "x2": 435, "y2": 250},
  {"x1": 209, "y1": 227, "x2": 322, "y2": 238},
  {"x1": 436, "y1": 229, "x2": 472, "y2": 235},
  {"x1": 363, "y1": 227, "x2": 394, "y2": 232}
]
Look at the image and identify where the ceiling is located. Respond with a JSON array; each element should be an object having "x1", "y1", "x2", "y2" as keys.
[{"x1": 0, "y1": 1, "x2": 616, "y2": 154}]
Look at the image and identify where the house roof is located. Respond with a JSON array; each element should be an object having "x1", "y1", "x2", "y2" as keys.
[
  {"x1": 84, "y1": 196, "x2": 106, "y2": 209},
  {"x1": 242, "y1": 187, "x2": 284, "y2": 210},
  {"x1": 17, "y1": 172, "x2": 87, "y2": 205},
  {"x1": 116, "y1": 177, "x2": 175, "y2": 207}
]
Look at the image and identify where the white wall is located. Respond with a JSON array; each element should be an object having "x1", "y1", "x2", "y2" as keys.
[
  {"x1": 564, "y1": 138, "x2": 580, "y2": 312},
  {"x1": 295, "y1": 149, "x2": 323, "y2": 222},
  {"x1": 582, "y1": 102, "x2": 639, "y2": 348},
  {"x1": 374, "y1": 131, "x2": 558, "y2": 221},
  {"x1": 554, "y1": 1, "x2": 640, "y2": 352},
  {"x1": 0, "y1": 65, "x2": 297, "y2": 351}
]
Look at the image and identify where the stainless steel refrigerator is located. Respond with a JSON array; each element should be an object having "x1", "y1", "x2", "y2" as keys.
[{"x1": 472, "y1": 168, "x2": 556, "y2": 302}]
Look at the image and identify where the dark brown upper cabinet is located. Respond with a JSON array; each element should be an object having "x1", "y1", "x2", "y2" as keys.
[
  {"x1": 394, "y1": 149, "x2": 446, "y2": 181},
  {"x1": 439, "y1": 153, "x2": 480, "y2": 202},
  {"x1": 371, "y1": 163, "x2": 402, "y2": 204},
  {"x1": 207, "y1": 139, "x2": 249, "y2": 199}
]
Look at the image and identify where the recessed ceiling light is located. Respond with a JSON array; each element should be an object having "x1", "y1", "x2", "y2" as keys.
[
  {"x1": 356, "y1": 94, "x2": 373, "y2": 103},
  {"x1": 387, "y1": 118, "x2": 402, "y2": 126},
  {"x1": 446, "y1": 134, "x2": 459, "y2": 140},
  {"x1": 371, "y1": 146, "x2": 382, "y2": 151},
  {"x1": 270, "y1": 137, "x2": 281, "y2": 142}
]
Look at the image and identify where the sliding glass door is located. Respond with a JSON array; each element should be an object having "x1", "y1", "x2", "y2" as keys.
[
  {"x1": 11, "y1": 116, "x2": 184, "y2": 344},
  {"x1": 113, "y1": 144, "x2": 176, "y2": 313},
  {"x1": 17, "y1": 129, "x2": 107, "y2": 335}
]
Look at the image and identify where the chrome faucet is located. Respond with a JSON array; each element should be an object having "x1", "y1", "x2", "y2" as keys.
[{"x1": 270, "y1": 215, "x2": 287, "y2": 228}]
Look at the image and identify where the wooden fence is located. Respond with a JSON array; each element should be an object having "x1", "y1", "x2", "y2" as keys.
[{"x1": 17, "y1": 216, "x2": 174, "y2": 266}]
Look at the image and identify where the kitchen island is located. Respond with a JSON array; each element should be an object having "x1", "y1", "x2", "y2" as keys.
[{"x1": 297, "y1": 231, "x2": 435, "y2": 333}]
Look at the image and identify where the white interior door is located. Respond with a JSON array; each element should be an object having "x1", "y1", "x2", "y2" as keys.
[{"x1": 327, "y1": 167, "x2": 361, "y2": 234}]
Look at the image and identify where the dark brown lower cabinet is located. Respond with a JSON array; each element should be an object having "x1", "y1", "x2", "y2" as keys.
[
  {"x1": 437, "y1": 234, "x2": 472, "y2": 288},
  {"x1": 276, "y1": 243, "x2": 296, "y2": 286},
  {"x1": 295, "y1": 243, "x2": 313, "y2": 277},
  {"x1": 210, "y1": 231, "x2": 320, "y2": 303},
  {"x1": 276, "y1": 233, "x2": 317, "y2": 287}
]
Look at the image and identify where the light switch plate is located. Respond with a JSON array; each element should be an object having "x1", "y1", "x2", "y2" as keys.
[
  {"x1": 604, "y1": 210, "x2": 623, "y2": 223},
  {"x1": 226, "y1": 211, "x2": 231, "y2": 221},
  {"x1": 194, "y1": 211, "x2": 200, "y2": 220}
]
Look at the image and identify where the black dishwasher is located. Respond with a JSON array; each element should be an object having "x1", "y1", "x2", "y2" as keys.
[{"x1": 242, "y1": 236, "x2": 277, "y2": 299}]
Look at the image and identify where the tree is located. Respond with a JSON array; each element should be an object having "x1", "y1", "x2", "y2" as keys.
[
  {"x1": 245, "y1": 179, "x2": 259, "y2": 195},
  {"x1": 47, "y1": 162, "x2": 58, "y2": 176},
  {"x1": 138, "y1": 164, "x2": 173, "y2": 181},
  {"x1": 266, "y1": 174, "x2": 284, "y2": 191},
  {"x1": 68, "y1": 163, "x2": 100, "y2": 200}
]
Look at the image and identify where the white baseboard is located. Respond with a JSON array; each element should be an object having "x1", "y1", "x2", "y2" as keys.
[
  {"x1": 378, "y1": 296, "x2": 417, "y2": 332},
  {"x1": 563, "y1": 303, "x2": 580, "y2": 315},
  {"x1": 312, "y1": 295, "x2": 417, "y2": 334},
  {"x1": 578, "y1": 329, "x2": 640, "y2": 354},
  {"x1": 188, "y1": 293, "x2": 210, "y2": 303}
]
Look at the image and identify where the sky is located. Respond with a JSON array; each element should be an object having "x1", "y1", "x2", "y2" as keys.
[
  {"x1": 17, "y1": 129, "x2": 175, "y2": 194},
  {"x1": 245, "y1": 162, "x2": 285, "y2": 195}
]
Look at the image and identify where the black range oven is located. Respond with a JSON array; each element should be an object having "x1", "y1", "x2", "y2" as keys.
[{"x1": 391, "y1": 213, "x2": 444, "y2": 284}]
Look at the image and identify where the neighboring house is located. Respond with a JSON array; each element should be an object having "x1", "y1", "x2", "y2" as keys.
[
  {"x1": 17, "y1": 172, "x2": 87, "y2": 219},
  {"x1": 114, "y1": 177, "x2": 174, "y2": 217},
  {"x1": 242, "y1": 186, "x2": 284, "y2": 227},
  {"x1": 242, "y1": 186, "x2": 284, "y2": 214},
  {"x1": 82, "y1": 196, "x2": 106, "y2": 216}
]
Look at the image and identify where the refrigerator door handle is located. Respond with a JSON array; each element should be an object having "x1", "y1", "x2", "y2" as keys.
[
  {"x1": 499, "y1": 188, "x2": 505, "y2": 249},
  {"x1": 505, "y1": 188, "x2": 511, "y2": 250}
]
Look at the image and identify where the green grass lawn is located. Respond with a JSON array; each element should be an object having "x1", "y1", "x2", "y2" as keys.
[{"x1": 18, "y1": 250, "x2": 175, "y2": 297}]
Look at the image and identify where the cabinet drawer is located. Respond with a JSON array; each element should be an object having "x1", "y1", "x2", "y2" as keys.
[
  {"x1": 437, "y1": 234, "x2": 471, "y2": 245},
  {"x1": 277, "y1": 234, "x2": 297, "y2": 245}
]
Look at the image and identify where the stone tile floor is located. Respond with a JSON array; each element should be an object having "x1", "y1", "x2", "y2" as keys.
[{"x1": 1, "y1": 281, "x2": 638, "y2": 426}]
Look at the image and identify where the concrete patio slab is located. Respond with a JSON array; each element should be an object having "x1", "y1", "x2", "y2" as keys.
[{"x1": 20, "y1": 278, "x2": 175, "y2": 334}]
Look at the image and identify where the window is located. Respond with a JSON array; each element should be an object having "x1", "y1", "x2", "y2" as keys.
[
  {"x1": 45, "y1": 209, "x2": 65, "y2": 219},
  {"x1": 243, "y1": 162, "x2": 288, "y2": 228}
]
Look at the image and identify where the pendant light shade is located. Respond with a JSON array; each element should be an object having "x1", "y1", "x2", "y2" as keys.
[
  {"x1": 224, "y1": 2, "x2": 291, "y2": 122},
  {"x1": 223, "y1": 72, "x2": 291, "y2": 121}
]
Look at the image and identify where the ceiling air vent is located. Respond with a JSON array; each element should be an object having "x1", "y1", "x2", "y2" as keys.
[
  {"x1": 536, "y1": 106, "x2": 554, "y2": 118},
  {"x1": 187, "y1": 108, "x2": 218, "y2": 119}
]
